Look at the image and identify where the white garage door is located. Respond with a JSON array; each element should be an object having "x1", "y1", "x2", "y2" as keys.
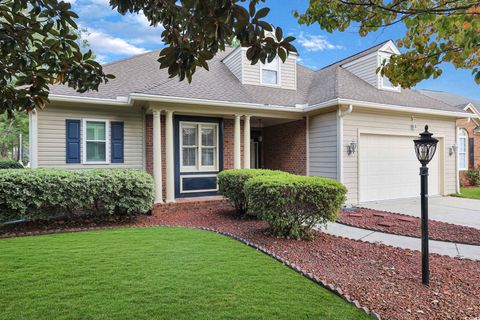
[{"x1": 359, "y1": 134, "x2": 440, "y2": 202}]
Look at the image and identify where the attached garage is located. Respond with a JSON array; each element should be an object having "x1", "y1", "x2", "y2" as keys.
[
  {"x1": 333, "y1": 109, "x2": 458, "y2": 205},
  {"x1": 358, "y1": 133, "x2": 441, "y2": 202}
]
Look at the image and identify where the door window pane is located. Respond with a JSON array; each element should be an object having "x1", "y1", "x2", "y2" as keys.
[
  {"x1": 201, "y1": 127, "x2": 215, "y2": 146},
  {"x1": 201, "y1": 148, "x2": 215, "y2": 166},
  {"x1": 86, "y1": 142, "x2": 106, "y2": 162},
  {"x1": 182, "y1": 127, "x2": 197, "y2": 146},
  {"x1": 182, "y1": 147, "x2": 197, "y2": 167}
]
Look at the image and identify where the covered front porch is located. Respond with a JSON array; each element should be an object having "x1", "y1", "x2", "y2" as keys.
[{"x1": 146, "y1": 102, "x2": 306, "y2": 204}]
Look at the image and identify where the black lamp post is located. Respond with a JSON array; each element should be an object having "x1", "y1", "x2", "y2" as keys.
[{"x1": 413, "y1": 125, "x2": 439, "y2": 285}]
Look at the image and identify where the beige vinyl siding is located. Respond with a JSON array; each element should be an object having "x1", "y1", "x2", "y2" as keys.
[
  {"x1": 240, "y1": 50, "x2": 297, "y2": 90},
  {"x1": 342, "y1": 109, "x2": 457, "y2": 204},
  {"x1": 308, "y1": 111, "x2": 338, "y2": 179},
  {"x1": 223, "y1": 47, "x2": 242, "y2": 81},
  {"x1": 280, "y1": 55, "x2": 296, "y2": 90},
  {"x1": 343, "y1": 53, "x2": 378, "y2": 87},
  {"x1": 37, "y1": 104, "x2": 144, "y2": 169},
  {"x1": 241, "y1": 50, "x2": 260, "y2": 85}
]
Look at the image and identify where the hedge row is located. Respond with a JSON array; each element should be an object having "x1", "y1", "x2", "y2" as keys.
[
  {"x1": 218, "y1": 169, "x2": 347, "y2": 239},
  {"x1": 0, "y1": 160, "x2": 24, "y2": 169},
  {"x1": 0, "y1": 169, "x2": 154, "y2": 223}
]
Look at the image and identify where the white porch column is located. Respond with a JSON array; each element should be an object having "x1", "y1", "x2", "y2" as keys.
[
  {"x1": 152, "y1": 110, "x2": 163, "y2": 204},
  {"x1": 243, "y1": 115, "x2": 251, "y2": 169},
  {"x1": 165, "y1": 110, "x2": 175, "y2": 203},
  {"x1": 234, "y1": 114, "x2": 241, "y2": 169}
]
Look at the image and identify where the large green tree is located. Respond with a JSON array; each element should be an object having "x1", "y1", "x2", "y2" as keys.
[
  {"x1": 0, "y1": 0, "x2": 115, "y2": 116},
  {"x1": 1, "y1": 0, "x2": 295, "y2": 116},
  {"x1": 295, "y1": 0, "x2": 480, "y2": 87},
  {"x1": 1, "y1": 0, "x2": 478, "y2": 117},
  {"x1": 0, "y1": 111, "x2": 28, "y2": 160}
]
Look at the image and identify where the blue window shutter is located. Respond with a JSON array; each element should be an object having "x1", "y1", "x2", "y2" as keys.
[
  {"x1": 66, "y1": 120, "x2": 80, "y2": 163},
  {"x1": 111, "y1": 122, "x2": 124, "y2": 163}
]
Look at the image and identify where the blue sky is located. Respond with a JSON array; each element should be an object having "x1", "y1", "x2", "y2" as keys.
[{"x1": 69, "y1": 0, "x2": 479, "y2": 100}]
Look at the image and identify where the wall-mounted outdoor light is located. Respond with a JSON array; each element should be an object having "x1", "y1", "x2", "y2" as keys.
[
  {"x1": 411, "y1": 116, "x2": 417, "y2": 131},
  {"x1": 449, "y1": 144, "x2": 458, "y2": 156},
  {"x1": 347, "y1": 140, "x2": 357, "y2": 155}
]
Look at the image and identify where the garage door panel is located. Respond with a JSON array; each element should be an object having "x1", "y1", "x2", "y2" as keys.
[{"x1": 359, "y1": 134, "x2": 439, "y2": 202}]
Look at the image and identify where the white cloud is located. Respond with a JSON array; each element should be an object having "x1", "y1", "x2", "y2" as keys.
[
  {"x1": 297, "y1": 33, "x2": 344, "y2": 52},
  {"x1": 84, "y1": 28, "x2": 148, "y2": 56},
  {"x1": 70, "y1": 1, "x2": 165, "y2": 62}
]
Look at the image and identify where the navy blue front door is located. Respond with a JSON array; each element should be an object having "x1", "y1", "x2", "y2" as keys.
[{"x1": 174, "y1": 115, "x2": 224, "y2": 198}]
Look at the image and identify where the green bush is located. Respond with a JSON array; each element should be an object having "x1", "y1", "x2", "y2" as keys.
[
  {"x1": 0, "y1": 169, "x2": 154, "y2": 223},
  {"x1": 465, "y1": 167, "x2": 480, "y2": 186},
  {"x1": 0, "y1": 160, "x2": 24, "y2": 169},
  {"x1": 244, "y1": 175, "x2": 347, "y2": 239},
  {"x1": 218, "y1": 169, "x2": 288, "y2": 217}
]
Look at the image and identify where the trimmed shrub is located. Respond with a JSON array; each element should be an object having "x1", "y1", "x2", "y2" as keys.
[
  {"x1": 0, "y1": 160, "x2": 24, "y2": 169},
  {"x1": 465, "y1": 167, "x2": 480, "y2": 186},
  {"x1": 218, "y1": 169, "x2": 288, "y2": 217},
  {"x1": 244, "y1": 175, "x2": 347, "y2": 239},
  {"x1": 0, "y1": 169, "x2": 154, "y2": 223}
]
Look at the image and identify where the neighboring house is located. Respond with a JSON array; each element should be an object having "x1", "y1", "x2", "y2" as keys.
[
  {"x1": 29, "y1": 40, "x2": 476, "y2": 205},
  {"x1": 418, "y1": 89, "x2": 480, "y2": 185}
]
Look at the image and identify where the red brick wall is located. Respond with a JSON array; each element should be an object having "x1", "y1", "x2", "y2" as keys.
[
  {"x1": 262, "y1": 119, "x2": 307, "y2": 175},
  {"x1": 457, "y1": 119, "x2": 480, "y2": 186},
  {"x1": 223, "y1": 118, "x2": 243, "y2": 169}
]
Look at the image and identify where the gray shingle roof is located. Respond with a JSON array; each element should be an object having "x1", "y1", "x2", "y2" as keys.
[
  {"x1": 49, "y1": 45, "x2": 462, "y2": 113},
  {"x1": 417, "y1": 89, "x2": 480, "y2": 111}
]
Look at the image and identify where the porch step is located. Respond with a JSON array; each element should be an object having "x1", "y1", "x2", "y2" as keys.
[{"x1": 153, "y1": 196, "x2": 232, "y2": 215}]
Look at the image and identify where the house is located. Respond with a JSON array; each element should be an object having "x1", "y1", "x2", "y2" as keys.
[
  {"x1": 418, "y1": 89, "x2": 480, "y2": 185},
  {"x1": 29, "y1": 40, "x2": 476, "y2": 205}
]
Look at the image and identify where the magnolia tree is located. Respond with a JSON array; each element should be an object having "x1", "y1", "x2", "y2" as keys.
[
  {"x1": 296, "y1": 0, "x2": 480, "y2": 88},
  {"x1": 1, "y1": 0, "x2": 478, "y2": 116}
]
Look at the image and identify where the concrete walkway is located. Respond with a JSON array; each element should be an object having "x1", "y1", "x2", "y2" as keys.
[
  {"x1": 360, "y1": 196, "x2": 480, "y2": 229},
  {"x1": 321, "y1": 223, "x2": 480, "y2": 261}
]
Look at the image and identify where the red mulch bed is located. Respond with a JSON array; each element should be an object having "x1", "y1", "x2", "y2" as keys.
[
  {"x1": 339, "y1": 208, "x2": 480, "y2": 246},
  {"x1": 2, "y1": 208, "x2": 480, "y2": 320}
]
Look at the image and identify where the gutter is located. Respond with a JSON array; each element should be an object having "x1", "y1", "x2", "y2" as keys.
[
  {"x1": 127, "y1": 93, "x2": 304, "y2": 113},
  {"x1": 49, "y1": 94, "x2": 132, "y2": 106},
  {"x1": 49, "y1": 93, "x2": 476, "y2": 119},
  {"x1": 305, "y1": 98, "x2": 476, "y2": 119}
]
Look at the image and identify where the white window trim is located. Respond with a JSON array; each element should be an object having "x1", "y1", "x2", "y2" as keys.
[
  {"x1": 458, "y1": 129, "x2": 468, "y2": 170},
  {"x1": 260, "y1": 57, "x2": 281, "y2": 87},
  {"x1": 378, "y1": 53, "x2": 401, "y2": 92},
  {"x1": 82, "y1": 118, "x2": 110, "y2": 164},
  {"x1": 179, "y1": 121, "x2": 219, "y2": 173}
]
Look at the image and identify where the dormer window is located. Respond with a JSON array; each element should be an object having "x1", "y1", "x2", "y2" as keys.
[
  {"x1": 379, "y1": 54, "x2": 400, "y2": 92},
  {"x1": 261, "y1": 57, "x2": 280, "y2": 85}
]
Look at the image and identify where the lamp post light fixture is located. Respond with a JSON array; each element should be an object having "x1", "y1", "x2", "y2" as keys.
[{"x1": 413, "y1": 125, "x2": 439, "y2": 285}]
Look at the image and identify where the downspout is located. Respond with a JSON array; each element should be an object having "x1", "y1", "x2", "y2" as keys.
[
  {"x1": 306, "y1": 114, "x2": 310, "y2": 176},
  {"x1": 28, "y1": 110, "x2": 38, "y2": 168},
  {"x1": 455, "y1": 126, "x2": 460, "y2": 193},
  {"x1": 337, "y1": 105, "x2": 353, "y2": 183}
]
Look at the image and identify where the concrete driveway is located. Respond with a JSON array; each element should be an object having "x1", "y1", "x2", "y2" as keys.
[{"x1": 360, "y1": 196, "x2": 480, "y2": 229}]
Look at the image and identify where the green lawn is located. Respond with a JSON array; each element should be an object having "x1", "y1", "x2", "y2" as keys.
[
  {"x1": 453, "y1": 187, "x2": 480, "y2": 200},
  {"x1": 0, "y1": 227, "x2": 370, "y2": 320}
]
